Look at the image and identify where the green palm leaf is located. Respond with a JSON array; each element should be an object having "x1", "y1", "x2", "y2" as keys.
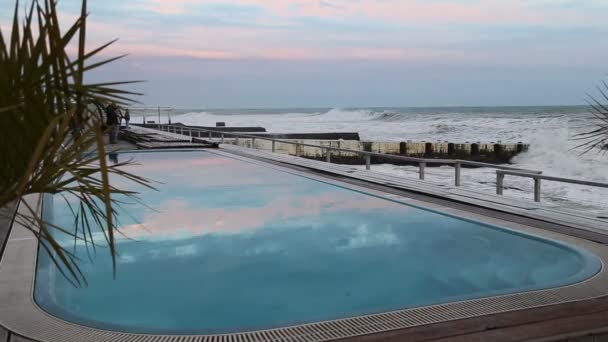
[
  {"x1": 0, "y1": 0, "x2": 155, "y2": 286},
  {"x1": 575, "y1": 80, "x2": 608, "y2": 154}
]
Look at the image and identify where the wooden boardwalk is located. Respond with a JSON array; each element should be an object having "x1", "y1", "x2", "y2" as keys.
[{"x1": 220, "y1": 144, "x2": 608, "y2": 236}]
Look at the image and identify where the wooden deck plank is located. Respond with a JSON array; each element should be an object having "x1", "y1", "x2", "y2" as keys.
[{"x1": 340, "y1": 297, "x2": 608, "y2": 342}]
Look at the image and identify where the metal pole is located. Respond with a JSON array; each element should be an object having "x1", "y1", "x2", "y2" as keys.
[
  {"x1": 272, "y1": 140, "x2": 276, "y2": 153},
  {"x1": 455, "y1": 162, "x2": 461, "y2": 186},
  {"x1": 365, "y1": 155, "x2": 371, "y2": 170},
  {"x1": 496, "y1": 173, "x2": 504, "y2": 195},
  {"x1": 296, "y1": 143, "x2": 301, "y2": 157},
  {"x1": 235, "y1": 136, "x2": 239, "y2": 145},
  {"x1": 326, "y1": 149, "x2": 331, "y2": 163},
  {"x1": 221, "y1": 133, "x2": 225, "y2": 144},
  {"x1": 534, "y1": 177, "x2": 541, "y2": 202},
  {"x1": 209, "y1": 131, "x2": 212, "y2": 139},
  {"x1": 419, "y1": 162, "x2": 426, "y2": 180},
  {"x1": 158, "y1": 106, "x2": 161, "y2": 129}
]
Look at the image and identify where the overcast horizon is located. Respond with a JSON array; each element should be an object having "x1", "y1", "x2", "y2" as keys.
[{"x1": 1, "y1": 0, "x2": 607, "y2": 108}]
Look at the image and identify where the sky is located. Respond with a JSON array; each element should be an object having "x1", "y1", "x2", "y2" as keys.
[{"x1": 1, "y1": 0, "x2": 608, "y2": 108}]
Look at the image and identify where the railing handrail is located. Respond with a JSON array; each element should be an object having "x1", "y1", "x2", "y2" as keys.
[
  {"x1": 159, "y1": 124, "x2": 539, "y2": 173},
  {"x1": 497, "y1": 170, "x2": 608, "y2": 189}
]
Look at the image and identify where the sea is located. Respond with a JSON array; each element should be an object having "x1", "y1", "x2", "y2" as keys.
[{"x1": 133, "y1": 106, "x2": 608, "y2": 216}]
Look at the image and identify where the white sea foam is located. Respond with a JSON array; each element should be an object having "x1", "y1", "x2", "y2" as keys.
[{"x1": 136, "y1": 107, "x2": 608, "y2": 215}]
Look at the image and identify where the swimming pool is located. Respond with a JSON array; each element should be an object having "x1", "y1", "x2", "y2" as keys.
[{"x1": 35, "y1": 150, "x2": 601, "y2": 335}]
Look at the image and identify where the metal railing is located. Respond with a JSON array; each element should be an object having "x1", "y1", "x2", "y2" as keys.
[
  {"x1": 127, "y1": 106, "x2": 175, "y2": 127},
  {"x1": 158, "y1": 124, "x2": 541, "y2": 187},
  {"x1": 496, "y1": 170, "x2": 608, "y2": 203}
]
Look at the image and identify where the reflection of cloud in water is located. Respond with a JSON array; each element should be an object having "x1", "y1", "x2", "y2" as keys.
[
  {"x1": 118, "y1": 192, "x2": 407, "y2": 241},
  {"x1": 112, "y1": 154, "x2": 304, "y2": 190},
  {"x1": 338, "y1": 224, "x2": 399, "y2": 250},
  {"x1": 244, "y1": 243, "x2": 284, "y2": 256},
  {"x1": 118, "y1": 254, "x2": 136, "y2": 264},
  {"x1": 117, "y1": 154, "x2": 239, "y2": 173},
  {"x1": 175, "y1": 244, "x2": 198, "y2": 257}
]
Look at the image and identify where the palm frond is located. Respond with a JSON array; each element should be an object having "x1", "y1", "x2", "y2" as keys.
[
  {"x1": 0, "y1": 0, "x2": 155, "y2": 286},
  {"x1": 575, "y1": 80, "x2": 608, "y2": 155}
]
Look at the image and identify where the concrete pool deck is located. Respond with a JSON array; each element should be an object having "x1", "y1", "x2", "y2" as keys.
[{"x1": 2, "y1": 148, "x2": 608, "y2": 341}]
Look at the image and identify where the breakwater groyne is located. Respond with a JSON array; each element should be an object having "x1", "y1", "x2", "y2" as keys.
[
  {"x1": 137, "y1": 123, "x2": 529, "y2": 165},
  {"x1": 223, "y1": 139, "x2": 527, "y2": 165}
]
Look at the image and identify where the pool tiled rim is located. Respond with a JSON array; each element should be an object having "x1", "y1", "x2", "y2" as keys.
[{"x1": 1, "y1": 150, "x2": 608, "y2": 342}]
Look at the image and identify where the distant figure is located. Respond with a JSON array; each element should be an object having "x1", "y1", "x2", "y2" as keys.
[
  {"x1": 105, "y1": 103, "x2": 119, "y2": 144},
  {"x1": 124, "y1": 108, "x2": 131, "y2": 128},
  {"x1": 108, "y1": 152, "x2": 119, "y2": 164},
  {"x1": 116, "y1": 106, "x2": 124, "y2": 129}
]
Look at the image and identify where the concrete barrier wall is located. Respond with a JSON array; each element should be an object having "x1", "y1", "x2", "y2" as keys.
[{"x1": 224, "y1": 138, "x2": 528, "y2": 165}]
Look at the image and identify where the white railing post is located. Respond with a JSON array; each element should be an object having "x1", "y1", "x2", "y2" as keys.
[
  {"x1": 296, "y1": 143, "x2": 301, "y2": 157},
  {"x1": 272, "y1": 140, "x2": 276, "y2": 153},
  {"x1": 209, "y1": 131, "x2": 212, "y2": 139},
  {"x1": 534, "y1": 177, "x2": 541, "y2": 202},
  {"x1": 365, "y1": 155, "x2": 371, "y2": 170},
  {"x1": 326, "y1": 149, "x2": 331, "y2": 163},
  {"x1": 221, "y1": 133, "x2": 225, "y2": 144},
  {"x1": 419, "y1": 162, "x2": 426, "y2": 180},
  {"x1": 455, "y1": 162, "x2": 461, "y2": 186},
  {"x1": 235, "y1": 136, "x2": 239, "y2": 145},
  {"x1": 252, "y1": 138, "x2": 256, "y2": 149},
  {"x1": 496, "y1": 172, "x2": 504, "y2": 195}
]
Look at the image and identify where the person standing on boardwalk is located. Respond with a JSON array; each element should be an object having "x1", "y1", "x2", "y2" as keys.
[
  {"x1": 124, "y1": 108, "x2": 131, "y2": 128},
  {"x1": 105, "y1": 103, "x2": 119, "y2": 144}
]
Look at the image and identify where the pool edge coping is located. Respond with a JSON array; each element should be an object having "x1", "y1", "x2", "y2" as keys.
[{"x1": 2, "y1": 151, "x2": 608, "y2": 342}]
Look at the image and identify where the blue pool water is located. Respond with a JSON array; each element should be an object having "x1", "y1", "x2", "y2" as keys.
[{"x1": 35, "y1": 151, "x2": 601, "y2": 334}]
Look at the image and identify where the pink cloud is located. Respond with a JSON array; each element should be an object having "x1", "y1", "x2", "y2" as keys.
[
  {"x1": 143, "y1": 0, "x2": 202, "y2": 15},
  {"x1": 62, "y1": 0, "x2": 604, "y2": 64},
  {"x1": 140, "y1": 0, "x2": 587, "y2": 25}
]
